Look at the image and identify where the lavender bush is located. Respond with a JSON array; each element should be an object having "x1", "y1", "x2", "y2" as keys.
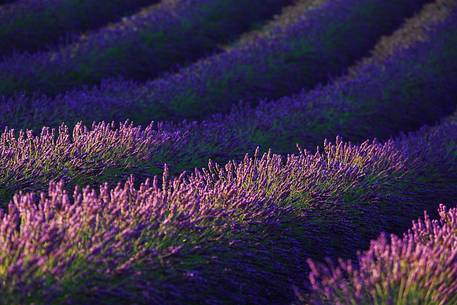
[
  {"x1": 0, "y1": 0, "x2": 293, "y2": 97},
  {"x1": 305, "y1": 204, "x2": 457, "y2": 305},
  {"x1": 0, "y1": 0, "x2": 155, "y2": 56}
]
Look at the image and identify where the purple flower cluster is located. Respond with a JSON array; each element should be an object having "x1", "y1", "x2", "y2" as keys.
[
  {"x1": 0, "y1": 0, "x2": 292, "y2": 97},
  {"x1": 0, "y1": 0, "x2": 155, "y2": 56},
  {"x1": 0, "y1": 170, "x2": 280, "y2": 303},
  {"x1": 0, "y1": 0, "x2": 428, "y2": 128},
  {"x1": 305, "y1": 204, "x2": 457, "y2": 305}
]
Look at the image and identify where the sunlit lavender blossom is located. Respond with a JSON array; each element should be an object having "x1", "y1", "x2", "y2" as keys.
[{"x1": 306, "y1": 204, "x2": 457, "y2": 305}]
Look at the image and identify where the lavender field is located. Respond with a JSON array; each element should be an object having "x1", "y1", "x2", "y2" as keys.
[{"x1": 0, "y1": 0, "x2": 456, "y2": 304}]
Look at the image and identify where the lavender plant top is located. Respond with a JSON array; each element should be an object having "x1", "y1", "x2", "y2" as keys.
[
  {"x1": 305, "y1": 204, "x2": 457, "y2": 305},
  {"x1": 0, "y1": 121, "x2": 185, "y2": 204},
  {"x1": 0, "y1": 109, "x2": 456, "y2": 303},
  {"x1": 0, "y1": 0, "x2": 429, "y2": 128},
  {"x1": 0, "y1": 0, "x2": 292, "y2": 97},
  {"x1": 0, "y1": 172, "x2": 280, "y2": 304},
  {"x1": 0, "y1": 0, "x2": 155, "y2": 56}
]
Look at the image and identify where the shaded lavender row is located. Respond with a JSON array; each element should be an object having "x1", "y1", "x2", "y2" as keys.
[
  {"x1": 0, "y1": 0, "x2": 430, "y2": 128},
  {"x1": 305, "y1": 204, "x2": 457, "y2": 305},
  {"x1": 0, "y1": 0, "x2": 293, "y2": 97},
  {"x1": 0, "y1": 0, "x2": 155, "y2": 57},
  {"x1": 1, "y1": 0, "x2": 455, "y2": 204},
  {"x1": 0, "y1": 111, "x2": 456, "y2": 303},
  {"x1": 220, "y1": 0, "x2": 457, "y2": 155}
]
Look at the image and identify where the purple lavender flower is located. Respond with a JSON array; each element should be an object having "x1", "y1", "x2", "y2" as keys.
[
  {"x1": 0, "y1": 121, "x2": 185, "y2": 204},
  {"x1": 306, "y1": 204, "x2": 457, "y2": 305}
]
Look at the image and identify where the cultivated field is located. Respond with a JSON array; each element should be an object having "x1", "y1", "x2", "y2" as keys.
[{"x1": 0, "y1": 0, "x2": 455, "y2": 304}]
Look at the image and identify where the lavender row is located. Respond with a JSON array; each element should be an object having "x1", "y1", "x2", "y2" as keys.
[
  {"x1": 1, "y1": 0, "x2": 456, "y2": 204},
  {"x1": 0, "y1": 0, "x2": 155, "y2": 57},
  {"x1": 0, "y1": 0, "x2": 429, "y2": 127},
  {"x1": 1, "y1": 110, "x2": 456, "y2": 303},
  {"x1": 304, "y1": 204, "x2": 457, "y2": 305},
  {"x1": 0, "y1": 0, "x2": 293, "y2": 97}
]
